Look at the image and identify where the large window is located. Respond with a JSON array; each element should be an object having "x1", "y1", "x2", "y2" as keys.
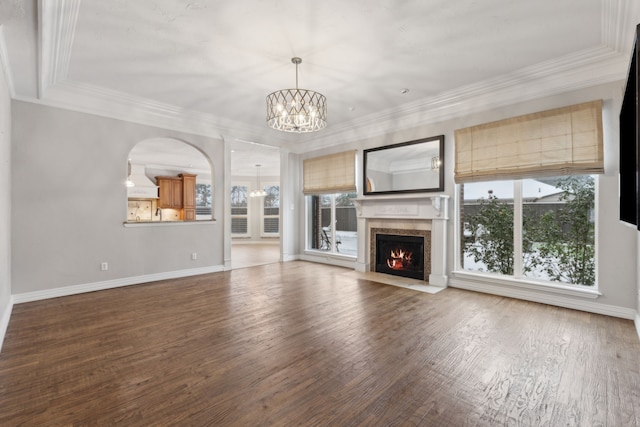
[
  {"x1": 195, "y1": 183, "x2": 212, "y2": 217},
  {"x1": 262, "y1": 185, "x2": 280, "y2": 236},
  {"x1": 231, "y1": 185, "x2": 248, "y2": 236},
  {"x1": 307, "y1": 192, "x2": 357, "y2": 257},
  {"x1": 460, "y1": 175, "x2": 596, "y2": 287}
]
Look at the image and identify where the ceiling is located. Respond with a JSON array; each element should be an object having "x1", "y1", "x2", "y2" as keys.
[{"x1": 1, "y1": 1, "x2": 639, "y2": 175}]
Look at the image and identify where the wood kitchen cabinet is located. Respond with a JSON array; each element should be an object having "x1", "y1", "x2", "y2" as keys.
[
  {"x1": 180, "y1": 173, "x2": 197, "y2": 221},
  {"x1": 157, "y1": 176, "x2": 183, "y2": 209},
  {"x1": 156, "y1": 174, "x2": 197, "y2": 220}
]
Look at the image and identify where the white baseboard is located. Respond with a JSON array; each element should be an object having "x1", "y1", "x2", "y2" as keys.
[
  {"x1": 428, "y1": 274, "x2": 448, "y2": 287},
  {"x1": 0, "y1": 295, "x2": 14, "y2": 353},
  {"x1": 12, "y1": 265, "x2": 225, "y2": 304},
  {"x1": 282, "y1": 253, "x2": 299, "y2": 262},
  {"x1": 299, "y1": 253, "x2": 356, "y2": 269},
  {"x1": 450, "y1": 278, "x2": 636, "y2": 320},
  {"x1": 635, "y1": 313, "x2": 640, "y2": 342}
]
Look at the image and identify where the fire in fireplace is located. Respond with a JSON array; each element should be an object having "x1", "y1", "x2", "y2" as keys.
[{"x1": 375, "y1": 234, "x2": 425, "y2": 280}]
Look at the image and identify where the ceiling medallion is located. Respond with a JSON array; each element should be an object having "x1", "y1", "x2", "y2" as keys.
[{"x1": 266, "y1": 57, "x2": 327, "y2": 133}]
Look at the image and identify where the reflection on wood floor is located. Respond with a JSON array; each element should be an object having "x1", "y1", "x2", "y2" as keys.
[
  {"x1": 2, "y1": 261, "x2": 639, "y2": 425},
  {"x1": 231, "y1": 240, "x2": 280, "y2": 269}
]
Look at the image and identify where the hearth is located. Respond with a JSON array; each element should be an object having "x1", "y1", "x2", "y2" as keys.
[
  {"x1": 354, "y1": 195, "x2": 449, "y2": 286},
  {"x1": 375, "y1": 234, "x2": 425, "y2": 280}
]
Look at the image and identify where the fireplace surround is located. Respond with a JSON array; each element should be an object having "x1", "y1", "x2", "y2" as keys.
[
  {"x1": 372, "y1": 230, "x2": 430, "y2": 280},
  {"x1": 354, "y1": 195, "x2": 449, "y2": 286}
]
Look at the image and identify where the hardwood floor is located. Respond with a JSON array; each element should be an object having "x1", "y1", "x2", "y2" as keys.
[
  {"x1": 1, "y1": 261, "x2": 639, "y2": 426},
  {"x1": 231, "y1": 240, "x2": 280, "y2": 269}
]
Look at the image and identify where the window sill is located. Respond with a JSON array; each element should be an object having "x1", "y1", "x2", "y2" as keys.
[
  {"x1": 451, "y1": 270, "x2": 601, "y2": 299},
  {"x1": 304, "y1": 249, "x2": 356, "y2": 260},
  {"x1": 301, "y1": 250, "x2": 357, "y2": 269},
  {"x1": 123, "y1": 220, "x2": 216, "y2": 228}
]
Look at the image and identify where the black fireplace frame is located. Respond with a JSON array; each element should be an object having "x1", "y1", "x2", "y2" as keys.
[
  {"x1": 375, "y1": 233, "x2": 425, "y2": 280},
  {"x1": 370, "y1": 228, "x2": 432, "y2": 281}
]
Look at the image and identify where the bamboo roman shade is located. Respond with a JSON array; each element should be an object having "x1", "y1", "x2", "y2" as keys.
[
  {"x1": 303, "y1": 150, "x2": 356, "y2": 194},
  {"x1": 454, "y1": 100, "x2": 604, "y2": 183}
]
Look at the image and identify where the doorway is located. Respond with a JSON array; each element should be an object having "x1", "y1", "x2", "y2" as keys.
[{"x1": 230, "y1": 140, "x2": 281, "y2": 269}]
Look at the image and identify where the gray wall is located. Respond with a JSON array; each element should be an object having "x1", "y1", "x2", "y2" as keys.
[
  {"x1": 11, "y1": 101, "x2": 225, "y2": 294},
  {"x1": 297, "y1": 81, "x2": 638, "y2": 315},
  {"x1": 0, "y1": 55, "x2": 11, "y2": 346}
]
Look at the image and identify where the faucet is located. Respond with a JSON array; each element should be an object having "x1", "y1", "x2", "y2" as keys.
[{"x1": 155, "y1": 208, "x2": 162, "y2": 221}]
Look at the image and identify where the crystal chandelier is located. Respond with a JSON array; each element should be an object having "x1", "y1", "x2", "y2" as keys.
[
  {"x1": 266, "y1": 57, "x2": 327, "y2": 133},
  {"x1": 249, "y1": 164, "x2": 267, "y2": 197}
]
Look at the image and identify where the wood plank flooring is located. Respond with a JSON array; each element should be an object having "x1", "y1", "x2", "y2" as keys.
[
  {"x1": 1, "y1": 261, "x2": 639, "y2": 426},
  {"x1": 231, "y1": 241, "x2": 280, "y2": 269}
]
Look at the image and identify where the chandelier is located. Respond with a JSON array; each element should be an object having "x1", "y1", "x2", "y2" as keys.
[
  {"x1": 266, "y1": 57, "x2": 327, "y2": 133},
  {"x1": 249, "y1": 164, "x2": 267, "y2": 197}
]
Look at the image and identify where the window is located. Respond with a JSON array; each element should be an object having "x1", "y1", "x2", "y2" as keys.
[
  {"x1": 231, "y1": 185, "x2": 248, "y2": 235},
  {"x1": 195, "y1": 183, "x2": 212, "y2": 217},
  {"x1": 307, "y1": 192, "x2": 357, "y2": 257},
  {"x1": 460, "y1": 175, "x2": 596, "y2": 287},
  {"x1": 262, "y1": 185, "x2": 280, "y2": 236}
]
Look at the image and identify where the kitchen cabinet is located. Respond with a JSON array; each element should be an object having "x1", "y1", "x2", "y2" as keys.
[
  {"x1": 180, "y1": 173, "x2": 197, "y2": 221},
  {"x1": 156, "y1": 174, "x2": 197, "y2": 220},
  {"x1": 156, "y1": 176, "x2": 183, "y2": 209}
]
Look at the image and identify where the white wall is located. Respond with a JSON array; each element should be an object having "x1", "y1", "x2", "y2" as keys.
[
  {"x1": 637, "y1": 236, "x2": 640, "y2": 337},
  {"x1": 297, "y1": 81, "x2": 639, "y2": 317},
  {"x1": 0, "y1": 47, "x2": 12, "y2": 348},
  {"x1": 11, "y1": 101, "x2": 225, "y2": 296}
]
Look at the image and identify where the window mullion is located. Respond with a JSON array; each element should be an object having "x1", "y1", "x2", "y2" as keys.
[
  {"x1": 331, "y1": 195, "x2": 337, "y2": 253},
  {"x1": 513, "y1": 180, "x2": 523, "y2": 278}
]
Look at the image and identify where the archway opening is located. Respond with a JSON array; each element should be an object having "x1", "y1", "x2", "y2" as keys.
[{"x1": 126, "y1": 138, "x2": 213, "y2": 222}]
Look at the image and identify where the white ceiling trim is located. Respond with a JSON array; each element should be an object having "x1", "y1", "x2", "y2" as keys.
[
  {"x1": 602, "y1": 0, "x2": 637, "y2": 52},
  {"x1": 0, "y1": 26, "x2": 15, "y2": 98},
  {"x1": 293, "y1": 47, "x2": 627, "y2": 151},
  {"x1": 38, "y1": 0, "x2": 80, "y2": 98},
  {"x1": 28, "y1": 45, "x2": 627, "y2": 154},
  {"x1": 26, "y1": 0, "x2": 635, "y2": 154}
]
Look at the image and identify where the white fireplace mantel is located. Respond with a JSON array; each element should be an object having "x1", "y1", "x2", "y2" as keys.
[{"x1": 353, "y1": 195, "x2": 449, "y2": 287}]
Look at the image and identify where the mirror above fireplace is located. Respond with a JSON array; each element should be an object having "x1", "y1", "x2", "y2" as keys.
[{"x1": 363, "y1": 135, "x2": 444, "y2": 195}]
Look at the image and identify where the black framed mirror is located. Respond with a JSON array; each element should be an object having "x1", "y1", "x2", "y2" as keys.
[{"x1": 363, "y1": 135, "x2": 444, "y2": 195}]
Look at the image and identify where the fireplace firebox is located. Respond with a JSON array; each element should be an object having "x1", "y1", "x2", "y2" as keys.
[{"x1": 375, "y1": 234, "x2": 425, "y2": 280}]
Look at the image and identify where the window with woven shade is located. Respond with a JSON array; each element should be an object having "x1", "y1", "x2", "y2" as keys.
[
  {"x1": 303, "y1": 150, "x2": 356, "y2": 194},
  {"x1": 454, "y1": 100, "x2": 603, "y2": 183}
]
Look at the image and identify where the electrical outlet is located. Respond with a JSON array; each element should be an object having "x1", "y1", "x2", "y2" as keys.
[
  {"x1": 101, "y1": 262, "x2": 108, "y2": 271},
  {"x1": 191, "y1": 252, "x2": 197, "y2": 260}
]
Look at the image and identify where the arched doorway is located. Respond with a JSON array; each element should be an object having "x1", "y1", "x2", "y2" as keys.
[{"x1": 126, "y1": 138, "x2": 213, "y2": 222}]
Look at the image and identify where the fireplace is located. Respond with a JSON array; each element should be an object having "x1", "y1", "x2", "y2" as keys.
[
  {"x1": 370, "y1": 227, "x2": 431, "y2": 281},
  {"x1": 354, "y1": 195, "x2": 449, "y2": 286},
  {"x1": 375, "y1": 234, "x2": 425, "y2": 280}
]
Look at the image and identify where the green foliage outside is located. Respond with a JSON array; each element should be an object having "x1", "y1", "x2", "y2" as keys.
[
  {"x1": 464, "y1": 190, "x2": 515, "y2": 275},
  {"x1": 463, "y1": 176, "x2": 595, "y2": 286}
]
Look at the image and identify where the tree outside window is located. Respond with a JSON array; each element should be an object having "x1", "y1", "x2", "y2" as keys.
[
  {"x1": 231, "y1": 185, "x2": 248, "y2": 235},
  {"x1": 262, "y1": 185, "x2": 280, "y2": 235},
  {"x1": 461, "y1": 175, "x2": 595, "y2": 287}
]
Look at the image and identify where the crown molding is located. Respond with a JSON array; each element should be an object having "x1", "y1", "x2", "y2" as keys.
[
  {"x1": 602, "y1": 0, "x2": 640, "y2": 53},
  {"x1": 30, "y1": 0, "x2": 637, "y2": 154},
  {"x1": 38, "y1": 0, "x2": 80, "y2": 98},
  {"x1": 301, "y1": 46, "x2": 628, "y2": 151},
  {"x1": 27, "y1": 45, "x2": 627, "y2": 154},
  {"x1": 0, "y1": 26, "x2": 15, "y2": 98},
  {"x1": 26, "y1": 79, "x2": 288, "y2": 147}
]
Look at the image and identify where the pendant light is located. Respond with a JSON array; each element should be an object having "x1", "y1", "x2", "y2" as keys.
[
  {"x1": 250, "y1": 164, "x2": 267, "y2": 197},
  {"x1": 266, "y1": 57, "x2": 327, "y2": 133}
]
